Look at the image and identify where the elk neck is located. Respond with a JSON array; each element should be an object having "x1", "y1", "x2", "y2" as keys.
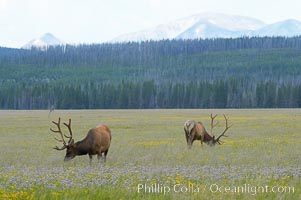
[{"x1": 73, "y1": 140, "x2": 90, "y2": 155}]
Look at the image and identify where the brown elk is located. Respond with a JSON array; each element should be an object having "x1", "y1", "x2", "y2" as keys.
[
  {"x1": 184, "y1": 114, "x2": 231, "y2": 148},
  {"x1": 50, "y1": 118, "x2": 112, "y2": 164}
]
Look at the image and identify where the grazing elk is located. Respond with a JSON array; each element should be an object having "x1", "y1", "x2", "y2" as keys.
[
  {"x1": 184, "y1": 114, "x2": 231, "y2": 148},
  {"x1": 50, "y1": 118, "x2": 112, "y2": 164}
]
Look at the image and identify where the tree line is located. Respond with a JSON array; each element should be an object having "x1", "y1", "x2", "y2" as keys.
[{"x1": 1, "y1": 80, "x2": 300, "y2": 109}]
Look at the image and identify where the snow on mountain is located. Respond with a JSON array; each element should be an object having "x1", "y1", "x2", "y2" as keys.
[
  {"x1": 176, "y1": 20, "x2": 243, "y2": 39},
  {"x1": 187, "y1": 12, "x2": 265, "y2": 31},
  {"x1": 111, "y1": 12, "x2": 266, "y2": 42},
  {"x1": 111, "y1": 16, "x2": 201, "y2": 42},
  {"x1": 22, "y1": 33, "x2": 64, "y2": 49},
  {"x1": 251, "y1": 19, "x2": 301, "y2": 37}
]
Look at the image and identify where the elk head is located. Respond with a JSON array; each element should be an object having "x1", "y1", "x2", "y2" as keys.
[{"x1": 50, "y1": 117, "x2": 76, "y2": 161}]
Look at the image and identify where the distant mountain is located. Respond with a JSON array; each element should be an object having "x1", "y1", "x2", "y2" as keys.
[
  {"x1": 112, "y1": 12, "x2": 266, "y2": 42},
  {"x1": 252, "y1": 19, "x2": 301, "y2": 37},
  {"x1": 20, "y1": 14, "x2": 301, "y2": 48},
  {"x1": 112, "y1": 13, "x2": 301, "y2": 42},
  {"x1": 22, "y1": 33, "x2": 64, "y2": 49}
]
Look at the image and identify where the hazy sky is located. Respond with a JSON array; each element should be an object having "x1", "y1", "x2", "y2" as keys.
[{"x1": 1, "y1": 0, "x2": 301, "y2": 48}]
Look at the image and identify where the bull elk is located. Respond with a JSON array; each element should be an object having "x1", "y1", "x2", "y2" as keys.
[
  {"x1": 184, "y1": 114, "x2": 232, "y2": 148},
  {"x1": 50, "y1": 118, "x2": 112, "y2": 164}
]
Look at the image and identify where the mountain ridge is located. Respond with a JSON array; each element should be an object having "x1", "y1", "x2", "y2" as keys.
[{"x1": 111, "y1": 12, "x2": 301, "y2": 42}]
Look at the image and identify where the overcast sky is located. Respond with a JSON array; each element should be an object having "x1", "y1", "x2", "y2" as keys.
[{"x1": 1, "y1": 0, "x2": 301, "y2": 48}]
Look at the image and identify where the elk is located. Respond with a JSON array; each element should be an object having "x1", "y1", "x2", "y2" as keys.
[
  {"x1": 184, "y1": 114, "x2": 231, "y2": 148},
  {"x1": 50, "y1": 118, "x2": 112, "y2": 164}
]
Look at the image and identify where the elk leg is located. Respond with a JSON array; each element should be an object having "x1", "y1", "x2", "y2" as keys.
[
  {"x1": 184, "y1": 128, "x2": 189, "y2": 144},
  {"x1": 201, "y1": 135, "x2": 204, "y2": 147},
  {"x1": 103, "y1": 150, "x2": 109, "y2": 163},
  {"x1": 97, "y1": 153, "x2": 103, "y2": 163},
  {"x1": 187, "y1": 137, "x2": 193, "y2": 149},
  {"x1": 89, "y1": 154, "x2": 93, "y2": 165}
]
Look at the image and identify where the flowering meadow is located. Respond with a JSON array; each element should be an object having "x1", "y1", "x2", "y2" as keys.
[{"x1": 0, "y1": 109, "x2": 300, "y2": 199}]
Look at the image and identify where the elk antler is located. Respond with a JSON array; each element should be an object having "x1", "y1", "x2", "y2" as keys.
[
  {"x1": 214, "y1": 114, "x2": 232, "y2": 145},
  {"x1": 50, "y1": 118, "x2": 68, "y2": 150},
  {"x1": 63, "y1": 119, "x2": 73, "y2": 144},
  {"x1": 210, "y1": 114, "x2": 219, "y2": 136}
]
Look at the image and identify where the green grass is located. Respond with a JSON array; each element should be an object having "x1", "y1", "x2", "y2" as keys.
[{"x1": 0, "y1": 109, "x2": 300, "y2": 199}]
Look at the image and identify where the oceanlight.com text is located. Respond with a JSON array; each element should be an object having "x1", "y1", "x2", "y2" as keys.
[{"x1": 208, "y1": 183, "x2": 295, "y2": 195}]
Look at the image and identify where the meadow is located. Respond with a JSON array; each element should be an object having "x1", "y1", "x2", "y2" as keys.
[{"x1": 0, "y1": 109, "x2": 300, "y2": 199}]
